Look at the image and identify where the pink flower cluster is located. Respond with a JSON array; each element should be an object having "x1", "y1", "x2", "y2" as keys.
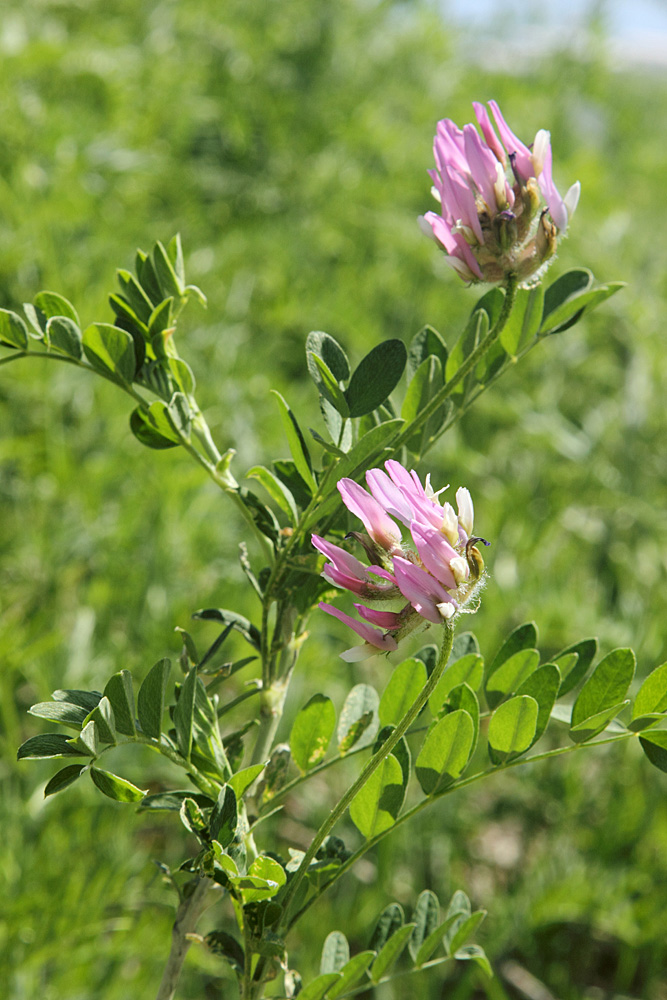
[
  {"x1": 420, "y1": 100, "x2": 581, "y2": 284},
  {"x1": 313, "y1": 460, "x2": 486, "y2": 661}
]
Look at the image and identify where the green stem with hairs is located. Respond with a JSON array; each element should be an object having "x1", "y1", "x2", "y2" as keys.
[
  {"x1": 278, "y1": 620, "x2": 456, "y2": 930},
  {"x1": 392, "y1": 272, "x2": 518, "y2": 451}
]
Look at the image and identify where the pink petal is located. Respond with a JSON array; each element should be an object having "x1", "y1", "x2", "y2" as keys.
[
  {"x1": 463, "y1": 123, "x2": 499, "y2": 211},
  {"x1": 488, "y1": 100, "x2": 533, "y2": 181},
  {"x1": 536, "y1": 143, "x2": 568, "y2": 231},
  {"x1": 366, "y1": 468, "x2": 414, "y2": 526},
  {"x1": 411, "y1": 522, "x2": 459, "y2": 590},
  {"x1": 473, "y1": 101, "x2": 506, "y2": 165},
  {"x1": 392, "y1": 557, "x2": 457, "y2": 625},
  {"x1": 312, "y1": 534, "x2": 368, "y2": 580},
  {"x1": 337, "y1": 479, "x2": 402, "y2": 550},
  {"x1": 319, "y1": 602, "x2": 399, "y2": 652},
  {"x1": 353, "y1": 604, "x2": 402, "y2": 629}
]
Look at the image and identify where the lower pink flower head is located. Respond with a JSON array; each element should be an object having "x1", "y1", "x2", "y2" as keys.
[
  {"x1": 313, "y1": 462, "x2": 488, "y2": 660},
  {"x1": 419, "y1": 100, "x2": 580, "y2": 284}
]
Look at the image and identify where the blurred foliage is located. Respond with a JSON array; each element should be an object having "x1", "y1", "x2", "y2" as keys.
[{"x1": 1, "y1": 0, "x2": 666, "y2": 997}]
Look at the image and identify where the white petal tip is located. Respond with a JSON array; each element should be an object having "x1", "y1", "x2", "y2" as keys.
[
  {"x1": 564, "y1": 181, "x2": 581, "y2": 219},
  {"x1": 339, "y1": 644, "x2": 374, "y2": 662},
  {"x1": 418, "y1": 215, "x2": 437, "y2": 241}
]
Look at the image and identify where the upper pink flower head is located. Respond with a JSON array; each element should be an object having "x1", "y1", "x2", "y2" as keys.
[
  {"x1": 313, "y1": 462, "x2": 488, "y2": 660},
  {"x1": 419, "y1": 100, "x2": 580, "y2": 284}
]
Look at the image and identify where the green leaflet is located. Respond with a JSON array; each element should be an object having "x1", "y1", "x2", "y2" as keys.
[
  {"x1": 137, "y1": 658, "x2": 171, "y2": 739},
  {"x1": 290, "y1": 694, "x2": 336, "y2": 772},
  {"x1": 630, "y1": 662, "x2": 667, "y2": 731},
  {"x1": 271, "y1": 389, "x2": 316, "y2": 493},
  {"x1": 345, "y1": 339, "x2": 407, "y2": 417},
  {"x1": 571, "y1": 647, "x2": 635, "y2": 739},
  {"x1": 349, "y1": 754, "x2": 404, "y2": 838},
  {"x1": 488, "y1": 695, "x2": 538, "y2": 764},
  {"x1": 379, "y1": 658, "x2": 427, "y2": 728},
  {"x1": 320, "y1": 931, "x2": 350, "y2": 974},
  {"x1": 90, "y1": 767, "x2": 146, "y2": 802},
  {"x1": 415, "y1": 709, "x2": 474, "y2": 794}
]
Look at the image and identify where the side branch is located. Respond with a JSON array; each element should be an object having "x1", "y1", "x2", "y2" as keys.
[{"x1": 156, "y1": 876, "x2": 212, "y2": 1000}]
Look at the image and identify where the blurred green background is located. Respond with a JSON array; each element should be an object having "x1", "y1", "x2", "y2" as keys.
[{"x1": 2, "y1": 0, "x2": 666, "y2": 997}]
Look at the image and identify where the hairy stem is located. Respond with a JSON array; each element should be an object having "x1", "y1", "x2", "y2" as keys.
[
  {"x1": 155, "y1": 876, "x2": 212, "y2": 1000},
  {"x1": 393, "y1": 273, "x2": 518, "y2": 451},
  {"x1": 279, "y1": 621, "x2": 455, "y2": 929}
]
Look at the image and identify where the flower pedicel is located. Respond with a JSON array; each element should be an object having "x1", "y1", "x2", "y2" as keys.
[{"x1": 313, "y1": 460, "x2": 487, "y2": 660}]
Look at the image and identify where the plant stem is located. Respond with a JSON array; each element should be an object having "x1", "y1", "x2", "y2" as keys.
[
  {"x1": 278, "y1": 621, "x2": 455, "y2": 929},
  {"x1": 155, "y1": 875, "x2": 212, "y2": 1000},
  {"x1": 393, "y1": 273, "x2": 518, "y2": 451},
  {"x1": 250, "y1": 675, "x2": 292, "y2": 766}
]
